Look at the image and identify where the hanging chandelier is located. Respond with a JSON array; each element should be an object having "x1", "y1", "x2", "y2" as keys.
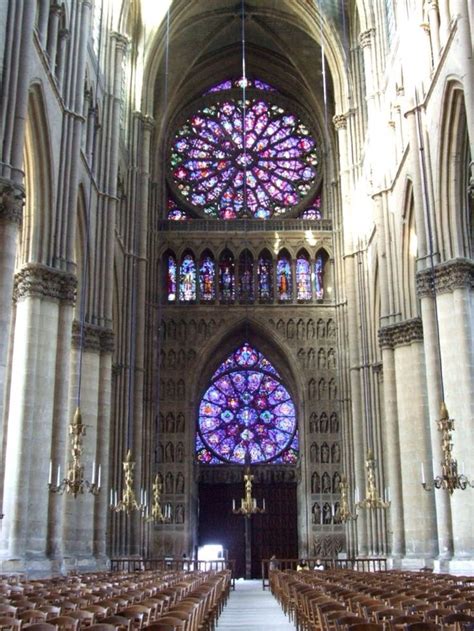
[
  {"x1": 421, "y1": 402, "x2": 472, "y2": 494},
  {"x1": 110, "y1": 450, "x2": 146, "y2": 514},
  {"x1": 49, "y1": 407, "x2": 101, "y2": 497},
  {"x1": 356, "y1": 450, "x2": 390, "y2": 510},
  {"x1": 232, "y1": 468, "x2": 266, "y2": 517},
  {"x1": 334, "y1": 475, "x2": 357, "y2": 523},
  {"x1": 146, "y1": 473, "x2": 171, "y2": 522}
]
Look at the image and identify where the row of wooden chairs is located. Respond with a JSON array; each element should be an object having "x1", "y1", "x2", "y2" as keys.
[
  {"x1": 0, "y1": 568, "x2": 231, "y2": 631},
  {"x1": 270, "y1": 568, "x2": 474, "y2": 631}
]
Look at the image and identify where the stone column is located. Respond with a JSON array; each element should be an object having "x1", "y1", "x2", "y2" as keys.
[
  {"x1": 46, "y1": 4, "x2": 63, "y2": 72},
  {"x1": 36, "y1": 0, "x2": 50, "y2": 47},
  {"x1": 426, "y1": 0, "x2": 441, "y2": 58},
  {"x1": 0, "y1": 265, "x2": 76, "y2": 572},
  {"x1": 417, "y1": 269, "x2": 454, "y2": 560}
]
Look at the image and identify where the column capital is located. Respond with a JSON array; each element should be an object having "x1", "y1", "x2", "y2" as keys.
[
  {"x1": 378, "y1": 317, "x2": 424, "y2": 350},
  {"x1": 332, "y1": 113, "x2": 348, "y2": 131},
  {"x1": 359, "y1": 28, "x2": 375, "y2": 49},
  {"x1": 72, "y1": 320, "x2": 115, "y2": 354},
  {"x1": 133, "y1": 112, "x2": 155, "y2": 131},
  {"x1": 426, "y1": 0, "x2": 439, "y2": 9},
  {"x1": 13, "y1": 263, "x2": 77, "y2": 305},
  {"x1": 416, "y1": 258, "x2": 474, "y2": 297},
  {"x1": 0, "y1": 177, "x2": 25, "y2": 225},
  {"x1": 50, "y1": 3, "x2": 64, "y2": 16},
  {"x1": 111, "y1": 31, "x2": 129, "y2": 52}
]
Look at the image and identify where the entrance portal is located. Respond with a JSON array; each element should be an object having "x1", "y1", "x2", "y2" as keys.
[{"x1": 198, "y1": 479, "x2": 298, "y2": 578}]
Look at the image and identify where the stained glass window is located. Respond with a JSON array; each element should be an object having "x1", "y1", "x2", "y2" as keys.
[
  {"x1": 204, "y1": 77, "x2": 277, "y2": 95},
  {"x1": 219, "y1": 250, "x2": 235, "y2": 301},
  {"x1": 170, "y1": 98, "x2": 318, "y2": 219},
  {"x1": 277, "y1": 253, "x2": 292, "y2": 301},
  {"x1": 167, "y1": 199, "x2": 189, "y2": 221},
  {"x1": 300, "y1": 195, "x2": 322, "y2": 219},
  {"x1": 167, "y1": 254, "x2": 177, "y2": 302},
  {"x1": 196, "y1": 342, "x2": 298, "y2": 465},
  {"x1": 257, "y1": 252, "x2": 273, "y2": 301},
  {"x1": 199, "y1": 253, "x2": 215, "y2": 301},
  {"x1": 296, "y1": 253, "x2": 312, "y2": 300},
  {"x1": 239, "y1": 250, "x2": 254, "y2": 302},
  {"x1": 179, "y1": 253, "x2": 196, "y2": 301},
  {"x1": 315, "y1": 253, "x2": 326, "y2": 299}
]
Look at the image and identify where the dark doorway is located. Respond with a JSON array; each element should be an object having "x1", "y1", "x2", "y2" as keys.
[{"x1": 198, "y1": 478, "x2": 298, "y2": 578}]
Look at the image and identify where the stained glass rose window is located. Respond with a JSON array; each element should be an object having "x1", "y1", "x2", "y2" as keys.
[
  {"x1": 196, "y1": 343, "x2": 298, "y2": 464},
  {"x1": 170, "y1": 97, "x2": 318, "y2": 219}
]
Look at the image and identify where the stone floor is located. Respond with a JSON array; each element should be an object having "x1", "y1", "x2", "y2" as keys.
[{"x1": 216, "y1": 579, "x2": 295, "y2": 630}]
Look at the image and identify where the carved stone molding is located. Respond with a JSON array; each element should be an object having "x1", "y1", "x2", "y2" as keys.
[
  {"x1": 416, "y1": 258, "x2": 474, "y2": 297},
  {"x1": 198, "y1": 465, "x2": 298, "y2": 485},
  {"x1": 72, "y1": 320, "x2": 115, "y2": 354},
  {"x1": 332, "y1": 114, "x2": 347, "y2": 131},
  {"x1": 378, "y1": 317, "x2": 423, "y2": 349},
  {"x1": 313, "y1": 534, "x2": 345, "y2": 558},
  {"x1": 14, "y1": 263, "x2": 77, "y2": 305},
  {"x1": 0, "y1": 177, "x2": 25, "y2": 225},
  {"x1": 110, "y1": 31, "x2": 129, "y2": 52},
  {"x1": 359, "y1": 28, "x2": 375, "y2": 49}
]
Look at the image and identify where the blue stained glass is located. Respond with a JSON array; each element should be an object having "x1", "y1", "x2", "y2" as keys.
[
  {"x1": 179, "y1": 254, "x2": 196, "y2": 301},
  {"x1": 199, "y1": 255, "x2": 215, "y2": 301},
  {"x1": 167, "y1": 255, "x2": 177, "y2": 302},
  {"x1": 277, "y1": 256, "x2": 292, "y2": 301},
  {"x1": 257, "y1": 255, "x2": 273, "y2": 300},
  {"x1": 315, "y1": 254, "x2": 325, "y2": 299},
  {"x1": 300, "y1": 195, "x2": 322, "y2": 219},
  {"x1": 296, "y1": 255, "x2": 312, "y2": 300},
  {"x1": 219, "y1": 251, "x2": 235, "y2": 301},
  {"x1": 196, "y1": 343, "x2": 298, "y2": 464},
  {"x1": 171, "y1": 96, "x2": 318, "y2": 219}
]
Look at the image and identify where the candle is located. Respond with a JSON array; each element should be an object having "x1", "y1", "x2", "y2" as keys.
[
  {"x1": 49, "y1": 461, "x2": 52, "y2": 485},
  {"x1": 110, "y1": 489, "x2": 113, "y2": 506},
  {"x1": 421, "y1": 462, "x2": 425, "y2": 484},
  {"x1": 144, "y1": 490, "x2": 147, "y2": 507},
  {"x1": 232, "y1": 499, "x2": 236, "y2": 510},
  {"x1": 57, "y1": 465, "x2": 61, "y2": 487},
  {"x1": 92, "y1": 460, "x2": 96, "y2": 484},
  {"x1": 97, "y1": 465, "x2": 101, "y2": 489},
  {"x1": 355, "y1": 487, "x2": 360, "y2": 504},
  {"x1": 263, "y1": 498, "x2": 266, "y2": 510}
]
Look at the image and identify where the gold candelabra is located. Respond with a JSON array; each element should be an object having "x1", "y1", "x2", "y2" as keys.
[
  {"x1": 334, "y1": 475, "x2": 357, "y2": 523},
  {"x1": 421, "y1": 402, "x2": 472, "y2": 494},
  {"x1": 232, "y1": 468, "x2": 266, "y2": 518},
  {"x1": 146, "y1": 473, "x2": 171, "y2": 523},
  {"x1": 49, "y1": 407, "x2": 101, "y2": 498},
  {"x1": 356, "y1": 449, "x2": 390, "y2": 510},
  {"x1": 110, "y1": 450, "x2": 145, "y2": 514}
]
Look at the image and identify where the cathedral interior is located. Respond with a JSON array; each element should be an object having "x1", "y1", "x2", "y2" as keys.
[{"x1": 0, "y1": 0, "x2": 473, "y2": 579}]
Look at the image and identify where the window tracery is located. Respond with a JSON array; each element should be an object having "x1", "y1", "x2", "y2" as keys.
[{"x1": 196, "y1": 342, "x2": 298, "y2": 465}]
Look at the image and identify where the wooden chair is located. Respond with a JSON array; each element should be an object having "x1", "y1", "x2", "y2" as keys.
[
  {"x1": 19, "y1": 610, "x2": 48, "y2": 625},
  {"x1": 335, "y1": 614, "x2": 367, "y2": 630},
  {"x1": 68, "y1": 610, "x2": 95, "y2": 627},
  {"x1": 39, "y1": 607, "x2": 62, "y2": 620},
  {"x1": 440, "y1": 612, "x2": 474, "y2": 631},
  {"x1": 21, "y1": 624, "x2": 58, "y2": 631},
  {"x1": 148, "y1": 617, "x2": 186, "y2": 631},
  {"x1": 0, "y1": 618, "x2": 22, "y2": 631},
  {"x1": 388, "y1": 615, "x2": 422, "y2": 630},
  {"x1": 141, "y1": 624, "x2": 176, "y2": 631},
  {"x1": 101, "y1": 616, "x2": 131, "y2": 631},
  {"x1": 403, "y1": 623, "x2": 440, "y2": 631},
  {"x1": 83, "y1": 607, "x2": 109, "y2": 622},
  {"x1": 161, "y1": 611, "x2": 191, "y2": 631},
  {"x1": 47, "y1": 616, "x2": 79, "y2": 631},
  {"x1": 0, "y1": 607, "x2": 17, "y2": 619},
  {"x1": 87, "y1": 625, "x2": 117, "y2": 631},
  {"x1": 348, "y1": 624, "x2": 385, "y2": 631}
]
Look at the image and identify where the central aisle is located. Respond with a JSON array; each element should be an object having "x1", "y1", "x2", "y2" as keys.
[{"x1": 217, "y1": 579, "x2": 295, "y2": 630}]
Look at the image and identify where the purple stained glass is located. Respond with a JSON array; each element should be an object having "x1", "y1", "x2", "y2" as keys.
[
  {"x1": 296, "y1": 255, "x2": 312, "y2": 300},
  {"x1": 315, "y1": 253, "x2": 325, "y2": 299},
  {"x1": 167, "y1": 199, "x2": 189, "y2": 221},
  {"x1": 300, "y1": 195, "x2": 322, "y2": 219},
  {"x1": 167, "y1": 254, "x2": 177, "y2": 302},
  {"x1": 258, "y1": 254, "x2": 273, "y2": 300},
  {"x1": 170, "y1": 98, "x2": 318, "y2": 219},
  {"x1": 196, "y1": 343, "x2": 298, "y2": 464},
  {"x1": 199, "y1": 255, "x2": 215, "y2": 301},
  {"x1": 239, "y1": 251, "x2": 254, "y2": 301},
  {"x1": 179, "y1": 254, "x2": 196, "y2": 302},
  {"x1": 277, "y1": 255, "x2": 292, "y2": 301},
  {"x1": 219, "y1": 251, "x2": 235, "y2": 301},
  {"x1": 204, "y1": 77, "x2": 277, "y2": 95}
]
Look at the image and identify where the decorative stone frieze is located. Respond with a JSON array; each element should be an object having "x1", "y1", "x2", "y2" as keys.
[
  {"x1": 0, "y1": 177, "x2": 25, "y2": 225},
  {"x1": 198, "y1": 465, "x2": 298, "y2": 485},
  {"x1": 416, "y1": 258, "x2": 474, "y2": 297},
  {"x1": 72, "y1": 320, "x2": 115, "y2": 353},
  {"x1": 359, "y1": 28, "x2": 375, "y2": 49},
  {"x1": 13, "y1": 263, "x2": 77, "y2": 304},
  {"x1": 333, "y1": 114, "x2": 347, "y2": 131},
  {"x1": 378, "y1": 317, "x2": 423, "y2": 349}
]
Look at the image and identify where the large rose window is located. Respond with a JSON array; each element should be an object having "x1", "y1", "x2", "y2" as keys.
[
  {"x1": 170, "y1": 98, "x2": 318, "y2": 219},
  {"x1": 196, "y1": 343, "x2": 298, "y2": 464}
]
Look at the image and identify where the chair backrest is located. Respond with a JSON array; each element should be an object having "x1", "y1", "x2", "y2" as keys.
[
  {"x1": 47, "y1": 616, "x2": 79, "y2": 631},
  {"x1": 101, "y1": 617, "x2": 131, "y2": 631},
  {"x1": 0, "y1": 617, "x2": 22, "y2": 630},
  {"x1": 87, "y1": 625, "x2": 117, "y2": 631},
  {"x1": 0, "y1": 606, "x2": 17, "y2": 618},
  {"x1": 21, "y1": 624, "x2": 59, "y2": 631}
]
